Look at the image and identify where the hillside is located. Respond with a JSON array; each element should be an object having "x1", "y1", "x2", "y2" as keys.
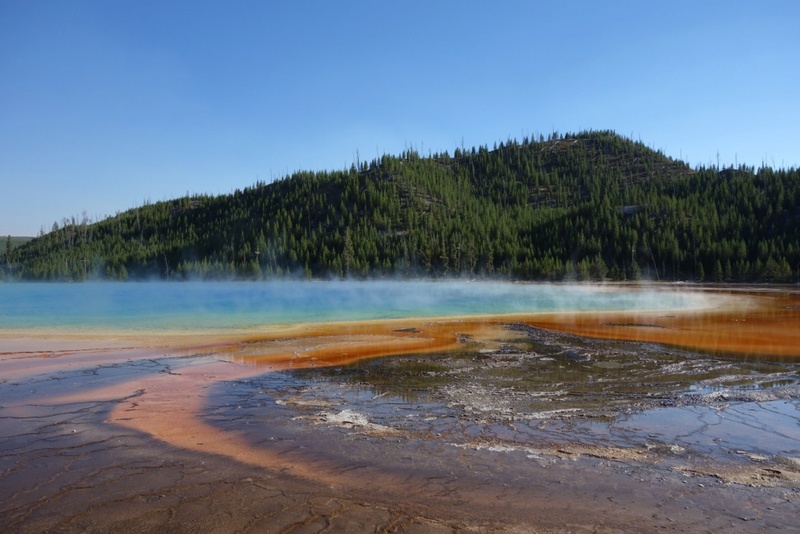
[
  {"x1": 3, "y1": 130, "x2": 799, "y2": 282},
  {"x1": 2, "y1": 236, "x2": 33, "y2": 252}
]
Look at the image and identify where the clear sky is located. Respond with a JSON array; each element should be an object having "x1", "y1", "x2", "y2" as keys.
[{"x1": 2, "y1": 1, "x2": 798, "y2": 236}]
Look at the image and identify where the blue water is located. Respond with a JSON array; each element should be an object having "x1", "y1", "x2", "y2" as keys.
[{"x1": 0, "y1": 281, "x2": 709, "y2": 332}]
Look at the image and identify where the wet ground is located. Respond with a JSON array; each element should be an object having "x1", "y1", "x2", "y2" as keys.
[
  {"x1": 2, "y1": 288, "x2": 800, "y2": 532},
  {"x1": 280, "y1": 324, "x2": 800, "y2": 476}
]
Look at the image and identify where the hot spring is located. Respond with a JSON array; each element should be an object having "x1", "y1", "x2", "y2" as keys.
[
  {"x1": 2, "y1": 281, "x2": 800, "y2": 532},
  {"x1": 0, "y1": 280, "x2": 717, "y2": 332}
]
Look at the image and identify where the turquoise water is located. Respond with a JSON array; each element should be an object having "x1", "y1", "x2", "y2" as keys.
[{"x1": 0, "y1": 281, "x2": 710, "y2": 332}]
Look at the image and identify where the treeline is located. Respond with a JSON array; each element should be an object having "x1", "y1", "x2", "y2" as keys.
[{"x1": 2, "y1": 130, "x2": 799, "y2": 283}]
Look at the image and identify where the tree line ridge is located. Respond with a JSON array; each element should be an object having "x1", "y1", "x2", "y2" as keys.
[{"x1": 3, "y1": 130, "x2": 798, "y2": 282}]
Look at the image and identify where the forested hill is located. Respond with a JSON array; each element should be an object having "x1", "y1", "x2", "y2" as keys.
[{"x1": 3, "y1": 130, "x2": 799, "y2": 282}]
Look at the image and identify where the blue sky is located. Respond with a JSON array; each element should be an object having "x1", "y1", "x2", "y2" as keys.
[{"x1": 2, "y1": 1, "x2": 798, "y2": 236}]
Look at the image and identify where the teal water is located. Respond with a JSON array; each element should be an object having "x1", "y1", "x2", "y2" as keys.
[{"x1": 0, "y1": 281, "x2": 710, "y2": 332}]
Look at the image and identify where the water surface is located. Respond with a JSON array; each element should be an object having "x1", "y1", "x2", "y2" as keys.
[{"x1": 0, "y1": 281, "x2": 712, "y2": 332}]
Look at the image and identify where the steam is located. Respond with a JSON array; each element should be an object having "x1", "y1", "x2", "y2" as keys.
[{"x1": 0, "y1": 280, "x2": 720, "y2": 332}]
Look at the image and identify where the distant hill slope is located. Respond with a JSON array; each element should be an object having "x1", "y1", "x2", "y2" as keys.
[
  {"x1": 3, "y1": 236, "x2": 33, "y2": 249},
  {"x1": 1, "y1": 236, "x2": 33, "y2": 260},
  {"x1": 3, "y1": 130, "x2": 799, "y2": 282}
]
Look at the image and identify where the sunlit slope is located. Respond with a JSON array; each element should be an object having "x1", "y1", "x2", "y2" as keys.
[{"x1": 4, "y1": 130, "x2": 799, "y2": 282}]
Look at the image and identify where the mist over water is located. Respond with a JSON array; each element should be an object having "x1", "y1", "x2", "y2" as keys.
[{"x1": 0, "y1": 281, "x2": 713, "y2": 332}]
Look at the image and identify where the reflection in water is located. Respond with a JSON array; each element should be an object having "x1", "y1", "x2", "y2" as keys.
[{"x1": 617, "y1": 400, "x2": 800, "y2": 457}]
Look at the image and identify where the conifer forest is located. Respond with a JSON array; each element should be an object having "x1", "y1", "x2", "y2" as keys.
[{"x1": 3, "y1": 131, "x2": 799, "y2": 283}]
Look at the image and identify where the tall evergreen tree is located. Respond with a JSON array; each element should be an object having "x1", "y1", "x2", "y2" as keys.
[{"x1": 4, "y1": 130, "x2": 799, "y2": 283}]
